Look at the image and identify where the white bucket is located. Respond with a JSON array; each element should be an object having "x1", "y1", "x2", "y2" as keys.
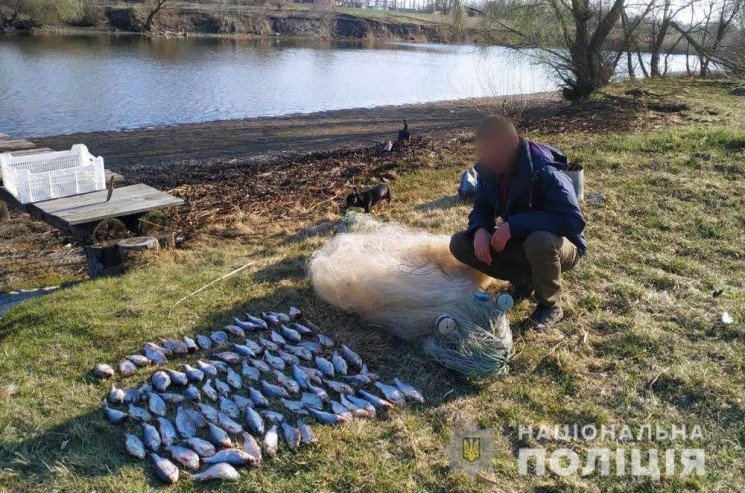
[{"x1": 563, "y1": 163, "x2": 584, "y2": 201}]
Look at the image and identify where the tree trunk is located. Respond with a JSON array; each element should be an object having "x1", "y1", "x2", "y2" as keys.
[
  {"x1": 118, "y1": 236, "x2": 159, "y2": 264},
  {"x1": 85, "y1": 244, "x2": 122, "y2": 279},
  {"x1": 0, "y1": 201, "x2": 10, "y2": 222}
]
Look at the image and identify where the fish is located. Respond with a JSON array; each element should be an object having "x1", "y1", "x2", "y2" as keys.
[
  {"x1": 361, "y1": 364, "x2": 380, "y2": 382},
  {"x1": 272, "y1": 311, "x2": 292, "y2": 324},
  {"x1": 340, "y1": 394, "x2": 371, "y2": 419},
  {"x1": 247, "y1": 386, "x2": 269, "y2": 407},
  {"x1": 342, "y1": 374, "x2": 372, "y2": 387},
  {"x1": 202, "y1": 379, "x2": 218, "y2": 402},
  {"x1": 166, "y1": 369, "x2": 188, "y2": 386},
  {"x1": 358, "y1": 389, "x2": 393, "y2": 410},
  {"x1": 263, "y1": 425, "x2": 279, "y2": 457},
  {"x1": 394, "y1": 377, "x2": 425, "y2": 404},
  {"x1": 244, "y1": 339, "x2": 263, "y2": 355},
  {"x1": 293, "y1": 323, "x2": 314, "y2": 336},
  {"x1": 308, "y1": 407, "x2": 346, "y2": 425},
  {"x1": 210, "y1": 331, "x2": 229, "y2": 346},
  {"x1": 315, "y1": 357, "x2": 335, "y2": 378},
  {"x1": 198, "y1": 403, "x2": 220, "y2": 423},
  {"x1": 124, "y1": 388, "x2": 143, "y2": 403},
  {"x1": 185, "y1": 385, "x2": 201, "y2": 402},
  {"x1": 196, "y1": 360, "x2": 217, "y2": 377},
  {"x1": 324, "y1": 379, "x2": 354, "y2": 395},
  {"x1": 330, "y1": 400, "x2": 353, "y2": 420},
  {"x1": 142, "y1": 423, "x2": 161, "y2": 451},
  {"x1": 185, "y1": 408, "x2": 208, "y2": 428},
  {"x1": 103, "y1": 400, "x2": 128, "y2": 424},
  {"x1": 233, "y1": 394, "x2": 253, "y2": 410},
  {"x1": 244, "y1": 406, "x2": 265, "y2": 436},
  {"x1": 331, "y1": 352, "x2": 348, "y2": 376},
  {"x1": 245, "y1": 313, "x2": 268, "y2": 329},
  {"x1": 149, "y1": 453, "x2": 179, "y2": 484},
  {"x1": 109, "y1": 384, "x2": 126, "y2": 404},
  {"x1": 149, "y1": 393, "x2": 168, "y2": 417},
  {"x1": 215, "y1": 378, "x2": 232, "y2": 397},
  {"x1": 125, "y1": 432, "x2": 146, "y2": 459},
  {"x1": 241, "y1": 361, "x2": 260, "y2": 381},
  {"x1": 208, "y1": 360, "x2": 230, "y2": 374},
  {"x1": 306, "y1": 383, "x2": 330, "y2": 402},
  {"x1": 280, "y1": 398, "x2": 308, "y2": 415},
  {"x1": 159, "y1": 392, "x2": 185, "y2": 404},
  {"x1": 214, "y1": 351, "x2": 242, "y2": 365},
  {"x1": 281, "y1": 422, "x2": 301, "y2": 450},
  {"x1": 280, "y1": 325, "x2": 302, "y2": 343},
  {"x1": 288, "y1": 306, "x2": 302, "y2": 319},
  {"x1": 224, "y1": 324, "x2": 246, "y2": 338},
  {"x1": 242, "y1": 432, "x2": 262, "y2": 464},
  {"x1": 291, "y1": 364, "x2": 311, "y2": 390},
  {"x1": 127, "y1": 354, "x2": 152, "y2": 367},
  {"x1": 151, "y1": 371, "x2": 171, "y2": 392},
  {"x1": 137, "y1": 383, "x2": 153, "y2": 397},
  {"x1": 300, "y1": 392, "x2": 323, "y2": 410},
  {"x1": 297, "y1": 419, "x2": 316, "y2": 445},
  {"x1": 218, "y1": 412, "x2": 244, "y2": 435},
  {"x1": 176, "y1": 406, "x2": 196, "y2": 438},
  {"x1": 128, "y1": 403, "x2": 152, "y2": 422},
  {"x1": 144, "y1": 344, "x2": 167, "y2": 364},
  {"x1": 196, "y1": 334, "x2": 213, "y2": 351},
  {"x1": 185, "y1": 437, "x2": 216, "y2": 458},
  {"x1": 227, "y1": 368, "x2": 242, "y2": 390},
  {"x1": 270, "y1": 330, "x2": 287, "y2": 347},
  {"x1": 261, "y1": 380, "x2": 290, "y2": 399},
  {"x1": 157, "y1": 417, "x2": 178, "y2": 446},
  {"x1": 119, "y1": 359, "x2": 137, "y2": 376},
  {"x1": 278, "y1": 350, "x2": 299, "y2": 366},
  {"x1": 317, "y1": 334, "x2": 335, "y2": 348},
  {"x1": 301, "y1": 319, "x2": 321, "y2": 332},
  {"x1": 250, "y1": 358, "x2": 271, "y2": 373},
  {"x1": 183, "y1": 364, "x2": 204, "y2": 382},
  {"x1": 260, "y1": 410, "x2": 286, "y2": 424},
  {"x1": 93, "y1": 363, "x2": 114, "y2": 379},
  {"x1": 159, "y1": 338, "x2": 189, "y2": 354},
  {"x1": 343, "y1": 394, "x2": 374, "y2": 415},
  {"x1": 262, "y1": 312, "x2": 280, "y2": 327},
  {"x1": 192, "y1": 462, "x2": 240, "y2": 481},
  {"x1": 204, "y1": 448, "x2": 256, "y2": 466},
  {"x1": 233, "y1": 317, "x2": 260, "y2": 332},
  {"x1": 264, "y1": 351, "x2": 286, "y2": 371},
  {"x1": 284, "y1": 344, "x2": 313, "y2": 361},
  {"x1": 374, "y1": 382, "x2": 406, "y2": 406},
  {"x1": 183, "y1": 335, "x2": 198, "y2": 352},
  {"x1": 165, "y1": 445, "x2": 200, "y2": 471},
  {"x1": 208, "y1": 422, "x2": 232, "y2": 448},
  {"x1": 232, "y1": 343, "x2": 256, "y2": 358},
  {"x1": 339, "y1": 344, "x2": 364, "y2": 369},
  {"x1": 273, "y1": 369, "x2": 300, "y2": 395},
  {"x1": 220, "y1": 396, "x2": 241, "y2": 419},
  {"x1": 299, "y1": 365, "x2": 324, "y2": 385}
]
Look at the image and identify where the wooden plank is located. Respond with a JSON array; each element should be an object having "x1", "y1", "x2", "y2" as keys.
[
  {"x1": 38, "y1": 183, "x2": 154, "y2": 213},
  {"x1": 0, "y1": 140, "x2": 36, "y2": 152}
]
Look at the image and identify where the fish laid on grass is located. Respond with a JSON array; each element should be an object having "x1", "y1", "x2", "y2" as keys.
[
  {"x1": 315, "y1": 357, "x2": 335, "y2": 378},
  {"x1": 288, "y1": 306, "x2": 302, "y2": 319},
  {"x1": 227, "y1": 368, "x2": 242, "y2": 390},
  {"x1": 192, "y1": 462, "x2": 240, "y2": 481},
  {"x1": 198, "y1": 403, "x2": 220, "y2": 423},
  {"x1": 127, "y1": 354, "x2": 152, "y2": 367},
  {"x1": 214, "y1": 351, "x2": 241, "y2": 365},
  {"x1": 263, "y1": 425, "x2": 279, "y2": 457},
  {"x1": 270, "y1": 331, "x2": 287, "y2": 347},
  {"x1": 394, "y1": 377, "x2": 425, "y2": 404},
  {"x1": 204, "y1": 448, "x2": 257, "y2": 467},
  {"x1": 245, "y1": 313, "x2": 268, "y2": 329},
  {"x1": 343, "y1": 374, "x2": 372, "y2": 388},
  {"x1": 196, "y1": 360, "x2": 217, "y2": 377},
  {"x1": 262, "y1": 312, "x2": 280, "y2": 327},
  {"x1": 280, "y1": 325, "x2": 302, "y2": 343},
  {"x1": 244, "y1": 406, "x2": 265, "y2": 436},
  {"x1": 232, "y1": 343, "x2": 256, "y2": 358},
  {"x1": 297, "y1": 419, "x2": 316, "y2": 445},
  {"x1": 214, "y1": 378, "x2": 232, "y2": 397},
  {"x1": 339, "y1": 345, "x2": 364, "y2": 369},
  {"x1": 242, "y1": 432, "x2": 262, "y2": 465},
  {"x1": 159, "y1": 392, "x2": 185, "y2": 404},
  {"x1": 151, "y1": 371, "x2": 171, "y2": 392},
  {"x1": 273, "y1": 370, "x2": 300, "y2": 395},
  {"x1": 278, "y1": 350, "x2": 299, "y2": 366},
  {"x1": 219, "y1": 396, "x2": 241, "y2": 420},
  {"x1": 280, "y1": 398, "x2": 308, "y2": 415},
  {"x1": 345, "y1": 394, "x2": 376, "y2": 418},
  {"x1": 166, "y1": 369, "x2": 188, "y2": 386},
  {"x1": 183, "y1": 335, "x2": 198, "y2": 352},
  {"x1": 242, "y1": 361, "x2": 260, "y2": 381},
  {"x1": 143, "y1": 423, "x2": 161, "y2": 452},
  {"x1": 125, "y1": 433, "x2": 146, "y2": 459},
  {"x1": 317, "y1": 334, "x2": 335, "y2": 348},
  {"x1": 271, "y1": 311, "x2": 291, "y2": 324},
  {"x1": 292, "y1": 323, "x2": 314, "y2": 336},
  {"x1": 306, "y1": 383, "x2": 330, "y2": 403},
  {"x1": 284, "y1": 344, "x2": 313, "y2": 361},
  {"x1": 202, "y1": 379, "x2": 218, "y2": 402},
  {"x1": 196, "y1": 335, "x2": 212, "y2": 351},
  {"x1": 144, "y1": 344, "x2": 167, "y2": 364},
  {"x1": 208, "y1": 422, "x2": 232, "y2": 448},
  {"x1": 109, "y1": 385, "x2": 126, "y2": 404},
  {"x1": 244, "y1": 339, "x2": 263, "y2": 355},
  {"x1": 224, "y1": 324, "x2": 246, "y2": 338},
  {"x1": 119, "y1": 359, "x2": 137, "y2": 376},
  {"x1": 103, "y1": 401, "x2": 128, "y2": 424},
  {"x1": 159, "y1": 338, "x2": 189, "y2": 354},
  {"x1": 331, "y1": 352, "x2": 348, "y2": 376},
  {"x1": 176, "y1": 406, "x2": 197, "y2": 438},
  {"x1": 93, "y1": 363, "x2": 115, "y2": 379},
  {"x1": 324, "y1": 379, "x2": 355, "y2": 395},
  {"x1": 150, "y1": 453, "x2": 179, "y2": 484},
  {"x1": 124, "y1": 388, "x2": 143, "y2": 403},
  {"x1": 259, "y1": 410, "x2": 285, "y2": 424},
  {"x1": 185, "y1": 385, "x2": 201, "y2": 402},
  {"x1": 248, "y1": 386, "x2": 269, "y2": 407},
  {"x1": 374, "y1": 382, "x2": 406, "y2": 406},
  {"x1": 330, "y1": 400, "x2": 353, "y2": 420},
  {"x1": 183, "y1": 364, "x2": 204, "y2": 382},
  {"x1": 217, "y1": 412, "x2": 244, "y2": 435},
  {"x1": 128, "y1": 404, "x2": 152, "y2": 422},
  {"x1": 233, "y1": 394, "x2": 253, "y2": 411},
  {"x1": 261, "y1": 380, "x2": 290, "y2": 399},
  {"x1": 358, "y1": 389, "x2": 393, "y2": 410},
  {"x1": 340, "y1": 394, "x2": 371, "y2": 419},
  {"x1": 264, "y1": 351, "x2": 286, "y2": 371},
  {"x1": 308, "y1": 407, "x2": 346, "y2": 425},
  {"x1": 291, "y1": 364, "x2": 311, "y2": 390},
  {"x1": 250, "y1": 358, "x2": 271, "y2": 373},
  {"x1": 185, "y1": 409, "x2": 208, "y2": 428},
  {"x1": 300, "y1": 392, "x2": 323, "y2": 410},
  {"x1": 233, "y1": 317, "x2": 260, "y2": 332},
  {"x1": 281, "y1": 422, "x2": 301, "y2": 450},
  {"x1": 165, "y1": 445, "x2": 200, "y2": 471},
  {"x1": 361, "y1": 364, "x2": 380, "y2": 382},
  {"x1": 185, "y1": 437, "x2": 216, "y2": 458},
  {"x1": 210, "y1": 331, "x2": 229, "y2": 346},
  {"x1": 299, "y1": 366, "x2": 323, "y2": 385},
  {"x1": 157, "y1": 417, "x2": 178, "y2": 446},
  {"x1": 148, "y1": 393, "x2": 167, "y2": 417}
]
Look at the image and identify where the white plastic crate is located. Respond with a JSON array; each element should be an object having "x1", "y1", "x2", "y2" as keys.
[{"x1": 0, "y1": 144, "x2": 105, "y2": 204}]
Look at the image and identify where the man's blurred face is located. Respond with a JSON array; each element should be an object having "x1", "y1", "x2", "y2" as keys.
[{"x1": 477, "y1": 131, "x2": 519, "y2": 174}]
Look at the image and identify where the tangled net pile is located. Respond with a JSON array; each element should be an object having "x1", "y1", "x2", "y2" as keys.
[{"x1": 309, "y1": 213, "x2": 512, "y2": 378}]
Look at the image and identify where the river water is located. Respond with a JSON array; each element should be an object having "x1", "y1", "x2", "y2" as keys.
[{"x1": 0, "y1": 34, "x2": 690, "y2": 138}]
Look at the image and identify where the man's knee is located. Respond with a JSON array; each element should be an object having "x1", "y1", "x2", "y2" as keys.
[
  {"x1": 523, "y1": 231, "x2": 561, "y2": 259},
  {"x1": 449, "y1": 231, "x2": 473, "y2": 261}
]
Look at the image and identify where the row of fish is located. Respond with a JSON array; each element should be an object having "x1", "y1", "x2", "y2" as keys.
[{"x1": 98, "y1": 307, "x2": 425, "y2": 483}]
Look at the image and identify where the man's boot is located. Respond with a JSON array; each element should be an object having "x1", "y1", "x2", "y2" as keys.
[{"x1": 522, "y1": 304, "x2": 564, "y2": 331}]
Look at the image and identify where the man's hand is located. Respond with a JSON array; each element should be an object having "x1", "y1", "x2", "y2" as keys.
[
  {"x1": 473, "y1": 228, "x2": 493, "y2": 265},
  {"x1": 491, "y1": 222, "x2": 511, "y2": 252}
]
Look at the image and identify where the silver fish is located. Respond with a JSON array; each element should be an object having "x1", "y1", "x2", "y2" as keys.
[
  {"x1": 340, "y1": 394, "x2": 371, "y2": 419},
  {"x1": 159, "y1": 338, "x2": 189, "y2": 354},
  {"x1": 204, "y1": 448, "x2": 256, "y2": 466},
  {"x1": 273, "y1": 369, "x2": 300, "y2": 395},
  {"x1": 250, "y1": 358, "x2": 271, "y2": 373},
  {"x1": 151, "y1": 371, "x2": 171, "y2": 392},
  {"x1": 263, "y1": 425, "x2": 279, "y2": 457},
  {"x1": 196, "y1": 334, "x2": 213, "y2": 351},
  {"x1": 128, "y1": 403, "x2": 152, "y2": 422},
  {"x1": 157, "y1": 417, "x2": 177, "y2": 446},
  {"x1": 142, "y1": 422, "x2": 161, "y2": 451},
  {"x1": 165, "y1": 445, "x2": 200, "y2": 471},
  {"x1": 185, "y1": 385, "x2": 201, "y2": 402},
  {"x1": 137, "y1": 383, "x2": 152, "y2": 397},
  {"x1": 144, "y1": 344, "x2": 167, "y2": 364},
  {"x1": 209, "y1": 359, "x2": 230, "y2": 374},
  {"x1": 183, "y1": 364, "x2": 204, "y2": 382},
  {"x1": 291, "y1": 364, "x2": 311, "y2": 390},
  {"x1": 103, "y1": 401, "x2": 128, "y2": 424},
  {"x1": 288, "y1": 306, "x2": 302, "y2": 319},
  {"x1": 324, "y1": 379, "x2": 354, "y2": 395},
  {"x1": 125, "y1": 388, "x2": 143, "y2": 403},
  {"x1": 270, "y1": 330, "x2": 287, "y2": 346},
  {"x1": 299, "y1": 365, "x2": 324, "y2": 385},
  {"x1": 218, "y1": 412, "x2": 244, "y2": 435},
  {"x1": 233, "y1": 394, "x2": 253, "y2": 410},
  {"x1": 232, "y1": 343, "x2": 256, "y2": 358},
  {"x1": 280, "y1": 398, "x2": 308, "y2": 415},
  {"x1": 224, "y1": 324, "x2": 246, "y2": 338},
  {"x1": 214, "y1": 351, "x2": 241, "y2": 365},
  {"x1": 233, "y1": 317, "x2": 260, "y2": 332},
  {"x1": 330, "y1": 400, "x2": 352, "y2": 420},
  {"x1": 220, "y1": 396, "x2": 241, "y2": 419},
  {"x1": 207, "y1": 422, "x2": 232, "y2": 448},
  {"x1": 109, "y1": 384, "x2": 126, "y2": 404},
  {"x1": 185, "y1": 437, "x2": 216, "y2": 458},
  {"x1": 374, "y1": 382, "x2": 406, "y2": 406},
  {"x1": 93, "y1": 363, "x2": 114, "y2": 379},
  {"x1": 150, "y1": 453, "x2": 179, "y2": 484},
  {"x1": 215, "y1": 378, "x2": 232, "y2": 396},
  {"x1": 244, "y1": 406, "x2": 265, "y2": 436},
  {"x1": 301, "y1": 319, "x2": 321, "y2": 332},
  {"x1": 342, "y1": 374, "x2": 372, "y2": 387},
  {"x1": 297, "y1": 419, "x2": 316, "y2": 445},
  {"x1": 227, "y1": 368, "x2": 242, "y2": 390},
  {"x1": 260, "y1": 410, "x2": 286, "y2": 424},
  {"x1": 248, "y1": 386, "x2": 269, "y2": 407},
  {"x1": 241, "y1": 361, "x2": 260, "y2": 381},
  {"x1": 361, "y1": 363, "x2": 380, "y2": 382},
  {"x1": 183, "y1": 335, "x2": 198, "y2": 352},
  {"x1": 300, "y1": 392, "x2": 323, "y2": 410},
  {"x1": 186, "y1": 408, "x2": 208, "y2": 428},
  {"x1": 119, "y1": 359, "x2": 137, "y2": 376},
  {"x1": 166, "y1": 369, "x2": 188, "y2": 386},
  {"x1": 272, "y1": 311, "x2": 292, "y2": 324},
  {"x1": 317, "y1": 334, "x2": 335, "y2": 348},
  {"x1": 284, "y1": 344, "x2": 313, "y2": 361},
  {"x1": 315, "y1": 357, "x2": 335, "y2": 378},
  {"x1": 176, "y1": 406, "x2": 196, "y2": 438},
  {"x1": 149, "y1": 393, "x2": 167, "y2": 417},
  {"x1": 264, "y1": 351, "x2": 286, "y2": 371},
  {"x1": 394, "y1": 377, "x2": 425, "y2": 404},
  {"x1": 210, "y1": 331, "x2": 229, "y2": 346},
  {"x1": 242, "y1": 432, "x2": 262, "y2": 465},
  {"x1": 346, "y1": 394, "x2": 377, "y2": 418},
  {"x1": 278, "y1": 350, "x2": 299, "y2": 366},
  {"x1": 359, "y1": 389, "x2": 394, "y2": 410},
  {"x1": 331, "y1": 352, "x2": 348, "y2": 376},
  {"x1": 307, "y1": 383, "x2": 330, "y2": 402},
  {"x1": 245, "y1": 313, "x2": 268, "y2": 329},
  {"x1": 159, "y1": 392, "x2": 185, "y2": 404},
  {"x1": 339, "y1": 344, "x2": 364, "y2": 369},
  {"x1": 280, "y1": 325, "x2": 302, "y2": 343},
  {"x1": 308, "y1": 407, "x2": 346, "y2": 425},
  {"x1": 261, "y1": 380, "x2": 290, "y2": 399},
  {"x1": 196, "y1": 360, "x2": 217, "y2": 377},
  {"x1": 125, "y1": 432, "x2": 146, "y2": 459},
  {"x1": 202, "y1": 379, "x2": 218, "y2": 402},
  {"x1": 127, "y1": 354, "x2": 152, "y2": 367},
  {"x1": 281, "y1": 422, "x2": 301, "y2": 450},
  {"x1": 192, "y1": 462, "x2": 240, "y2": 481},
  {"x1": 262, "y1": 312, "x2": 280, "y2": 327},
  {"x1": 293, "y1": 323, "x2": 315, "y2": 336},
  {"x1": 244, "y1": 339, "x2": 263, "y2": 355},
  {"x1": 198, "y1": 403, "x2": 220, "y2": 423}
]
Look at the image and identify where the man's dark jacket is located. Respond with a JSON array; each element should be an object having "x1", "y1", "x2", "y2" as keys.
[{"x1": 467, "y1": 138, "x2": 587, "y2": 256}]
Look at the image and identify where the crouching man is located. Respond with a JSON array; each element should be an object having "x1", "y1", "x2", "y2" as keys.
[{"x1": 450, "y1": 116, "x2": 587, "y2": 331}]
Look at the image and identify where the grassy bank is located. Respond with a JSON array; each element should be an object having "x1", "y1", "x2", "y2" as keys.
[{"x1": 1, "y1": 78, "x2": 744, "y2": 491}]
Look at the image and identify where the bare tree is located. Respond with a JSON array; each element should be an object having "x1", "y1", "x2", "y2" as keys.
[
  {"x1": 646, "y1": 0, "x2": 696, "y2": 76},
  {"x1": 143, "y1": 0, "x2": 170, "y2": 31}
]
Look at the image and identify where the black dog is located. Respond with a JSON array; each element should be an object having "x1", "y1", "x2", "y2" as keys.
[{"x1": 345, "y1": 183, "x2": 392, "y2": 213}]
